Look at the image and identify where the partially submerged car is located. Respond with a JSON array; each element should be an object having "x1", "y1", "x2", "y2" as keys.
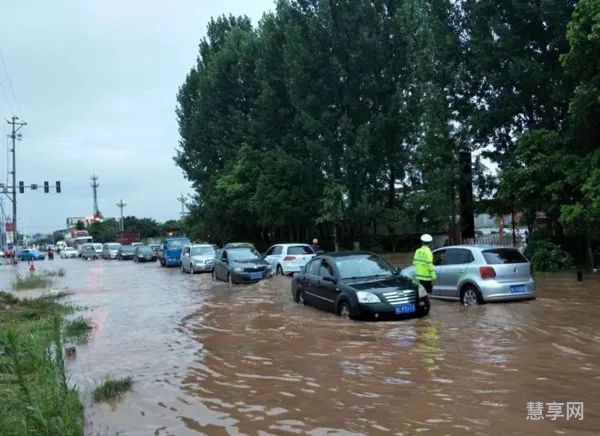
[
  {"x1": 213, "y1": 246, "x2": 272, "y2": 283},
  {"x1": 181, "y1": 244, "x2": 216, "y2": 274},
  {"x1": 291, "y1": 251, "x2": 430, "y2": 321},
  {"x1": 400, "y1": 244, "x2": 536, "y2": 306}
]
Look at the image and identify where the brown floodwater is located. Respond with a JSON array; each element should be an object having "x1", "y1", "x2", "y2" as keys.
[{"x1": 1, "y1": 255, "x2": 599, "y2": 435}]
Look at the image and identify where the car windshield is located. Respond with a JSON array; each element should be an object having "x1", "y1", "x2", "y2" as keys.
[
  {"x1": 138, "y1": 246, "x2": 153, "y2": 254},
  {"x1": 107, "y1": 243, "x2": 120, "y2": 250},
  {"x1": 121, "y1": 246, "x2": 135, "y2": 253},
  {"x1": 93, "y1": 244, "x2": 103, "y2": 250},
  {"x1": 482, "y1": 249, "x2": 528, "y2": 264},
  {"x1": 166, "y1": 239, "x2": 189, "y2": 249},
  {"x1": 191, "y1": 246, "x2": 215, "y2": 256},
  {"x1": 229, "y1": 248, "x2": 260, "y2": 261},
  {"x1": 334, "y1": 254, "x2": 397, "y2": 279},
  {"x1": 287, "y1": 245, "x2": 315, "y2": 255}
]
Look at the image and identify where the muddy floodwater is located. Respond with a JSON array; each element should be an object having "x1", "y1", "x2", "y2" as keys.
[{"x1": 1, "y1": 255, "x2": 599, "y2": 435}]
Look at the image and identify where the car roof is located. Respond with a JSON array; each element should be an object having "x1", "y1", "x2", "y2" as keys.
[
  {"x1": 437, "y1": 244, "x2": 519, "y2": 251},
  {"x1": 186, "y1": 244, "x2": 214, "y2": 248},
  {"x1": 273, "y1": 243, "x2": 310, "y2": 247},
  {"x1": 317, "y1": 251, "x2": 376, "y2": 258}
]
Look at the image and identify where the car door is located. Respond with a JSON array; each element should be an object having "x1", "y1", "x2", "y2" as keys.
[
  {"x1": 217, "y1": 250, "x2": 229, "y2": 280},
  {"x1": 314, "y1": 259, "x2": 339, "y2": 313},
  {"x1": 181, "y1": 246, "x2": 190, "y2": 270},
  {"x1": 430, "y1": 249, "x2": 446, "y2": 296},
  {"x1": 263, "y1": 246, "x2": 277, "y2": 269},
  {"x1": 302, "y1": 259, "x2": 322, "y2": 306},
  {"x1": 437, "y1": 248, "x2": 473, "y2": 298}
]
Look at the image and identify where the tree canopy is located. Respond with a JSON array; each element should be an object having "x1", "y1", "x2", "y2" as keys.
[{"x1": 175, "y1": 0, "x2": 599, "y2": 262}]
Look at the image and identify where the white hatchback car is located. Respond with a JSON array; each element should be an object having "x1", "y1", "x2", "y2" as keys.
[{"x1": 263, "y1": 243, "x2": 316, "y2": 276}]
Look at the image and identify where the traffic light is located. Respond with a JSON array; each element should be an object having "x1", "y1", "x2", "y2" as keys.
[
  {"x1": 18, "y1": 181, "x2": 24, "y2": 193},
  {"x1": 56, "y1": 181, "x2": 61, "y2": 193},
  {"x1": 44, "y1": 181, "x2": 49, "y2": 193}
]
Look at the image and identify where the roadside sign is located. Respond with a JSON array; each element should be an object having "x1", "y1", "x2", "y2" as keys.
[{"x1": 5, "y1": 222, "x2": 13, "y2": 232}]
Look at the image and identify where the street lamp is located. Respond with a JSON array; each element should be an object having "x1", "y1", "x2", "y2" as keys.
[{"x1": 116, "y1": 197, "x2": 127, "y2": 231}]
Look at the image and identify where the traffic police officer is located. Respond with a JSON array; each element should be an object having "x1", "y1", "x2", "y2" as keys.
[{"x1": 413, "y1": 233, "x2": 435, "y2": 294}]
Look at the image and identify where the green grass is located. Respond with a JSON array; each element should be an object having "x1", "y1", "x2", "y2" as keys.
[
  {"x1": 0, "y1": 291, "x2": 85, "y2": 435},
  {"x1": 92, "y1": 377, "x2": 134, "y2": 402},
  {"x1": 41, "y1": 268, "x2": 67, "y2": 278},
  {"x1": 63, "y1": 316, "x2": 94, "y2": 339},
  {"x1": 12, "y1": 273, "x2": 51, "y2": 291}
]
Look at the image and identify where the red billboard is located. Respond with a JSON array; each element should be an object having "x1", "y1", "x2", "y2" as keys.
[{"x1": 5, "y1": 222, "x2": 13, "y2": 232}]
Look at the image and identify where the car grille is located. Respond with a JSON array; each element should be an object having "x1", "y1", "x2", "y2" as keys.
[
  {"x1": 382, "y1": 289, "x2": 416, "y2": 305},
  {"x1": 243, "y1": 266, "x2": 266, "y2": 273}
]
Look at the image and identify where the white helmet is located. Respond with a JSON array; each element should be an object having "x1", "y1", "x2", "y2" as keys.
[{"x1": 420, "y1": 233, "x2": 433, "y2": 243}]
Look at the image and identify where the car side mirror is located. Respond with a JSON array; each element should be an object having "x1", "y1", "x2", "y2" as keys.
[{"x1": 323, "y1": 275, "x2": 336, "y2": 283}]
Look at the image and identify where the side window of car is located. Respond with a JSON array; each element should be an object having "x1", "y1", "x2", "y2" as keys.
[
  {"x1": 221, "y1": 250, "x2": 228, "y2": 261},
  {"x1": 184, "y1": 247, "x2": 190, "y2": 255},
  {"x1": 273, "y1": 246, "x2": 283, "y2": 255},
  {"x1": 319, "y1": 261, "x2": 334, "y2": 277},
  {"x1": 433, "y1": 250, "x2": 446, "y2": 266},
  {"x1": 444, "y1": 248, "x2": 474, "y2": 265},
  {"x1": 265, "y1": 246, "x2": 275, "y2": 256},
  {"x1": 307, "y1": 259, "x2": 321, "y2": 275}
]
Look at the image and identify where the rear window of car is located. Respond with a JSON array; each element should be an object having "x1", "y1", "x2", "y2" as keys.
[
  {"x1": 482, "y1": 249, "x2": 528, "y2": 264},
  {"x1": 287, "y1": 246, "x2": 315, "y2": 255}
]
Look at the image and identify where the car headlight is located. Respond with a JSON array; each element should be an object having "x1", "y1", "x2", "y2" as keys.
[
  {"x1": 418, "y1": 284, "x2": 428, "y2": 298},
  {"x1": 356, "y1": 291, "x2": 381, "y2": 303},
  {"x1": 234, "y1": 267, "x2": 243, "y2": 273}
]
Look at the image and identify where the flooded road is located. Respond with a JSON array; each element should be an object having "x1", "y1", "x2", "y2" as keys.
[{"x1": 1, "y1": 255, "x2": 599, "y2": 435}]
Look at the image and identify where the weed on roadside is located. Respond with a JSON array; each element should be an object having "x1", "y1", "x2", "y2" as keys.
[
  {"x1": 64, "y1": 316, "x2": 94, "y2": 339},
  {"x1": 92, "y1": 377, "x2": 134, "y2": 402},
  {"x1": 41, "y1": 268, "x2": 67, "y2": 278},
  {"x1": 12, "y1": 273, "x2": 51, "y2": 291}
]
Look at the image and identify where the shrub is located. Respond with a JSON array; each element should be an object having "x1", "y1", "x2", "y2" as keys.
[{"x1": 526, "y1": 240, "x2": 574, "y2": 272}]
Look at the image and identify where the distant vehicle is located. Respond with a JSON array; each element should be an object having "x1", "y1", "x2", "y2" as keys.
[
  {"x1": 56, "y1": 241, "x2": 67, "y2": 252},
  {"x1": 131, "y1": 242, "x2": 143, "y2": 247},
  {"x1": 81, "y1": 243, "x2": 102, "y2": 260},
  {"x1": 102, "y1": 242, "x2": 121, "y2": 259},
  {"x1": 117, "y1": 245, "x2": 135, "y2": 260},
  {"x1": 19, "y1": 249, "x2": 45, "y2": 261},
  {"x1": 60, "y1": 247, "x2": 78, "y2": 259},
  {"x1": 148, "y1": 244, "x2": 160, "y2": 252},
  {"x1": 115, "y1": 232, "x2": 141, "y2": 246},
  {"x1": 133, "y1": 245, "x2": 157, "y2": 263},
  {"x1": 212, "y1": 246, "x2": 272, "y2": 283},
  {"x1": 400, "y1": 245, "x2": 536, "y2": 306},
  {"x1": 65, "y1": 229, "x2": 93, "y2": 256},
  {"x1": 263, "y1": 243, "x2": 316, "y2": 276},
  {"x1": 180, "y1": 244, "x2": 216, "y2": 274},
  {"x1": 292, "y1": 251, "x2": 430, "y2": 321},
  {"x1": 224, "y1": 242, "x2": 255, "y2": 249},
  {"x1": 158, "y1": 237, "x2": 191, "y2": 267}
]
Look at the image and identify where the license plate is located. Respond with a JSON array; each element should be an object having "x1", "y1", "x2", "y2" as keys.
[
  {"x1": 395, "y1": 304, "x2": 416, "y2": 314},
  {"x1": 510, "y1": 285, "x2": 526, "y2": 293},
  {"x1": 250, "y1": 272, "x2": 262, "y2": 280}
]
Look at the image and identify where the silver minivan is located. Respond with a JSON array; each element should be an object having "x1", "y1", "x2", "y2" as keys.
[
  {"x1": 81, "y1": 243, "x2": 103, "y2": 260},
  {"x1": 180, "y1": 244, "x2": 216, "y2": 274},
  {"x1": 102, "y1": 242, "x2": 121, "y2": 259}
]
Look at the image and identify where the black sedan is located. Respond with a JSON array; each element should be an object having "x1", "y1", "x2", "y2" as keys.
[
  {"x1": 117, "y1": 245, "x2": 135, "y2": 260},
  {"x1": 213, "y1": 246, "x2": 272, "y2": 283},
  {"x1": 133, "y1": 245, "x2": 157, "y2": 263},
  {"x1": 291, "y1": 251, "x2": 430, "y2": 321}
]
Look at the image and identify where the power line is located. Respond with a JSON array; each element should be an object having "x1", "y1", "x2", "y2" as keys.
[
  {"x1": 0, "y1": 49, "x2": 21, "y2": 117},
  {"x1": 22, "y1": 134, "x2": 171, "y2": 154}
]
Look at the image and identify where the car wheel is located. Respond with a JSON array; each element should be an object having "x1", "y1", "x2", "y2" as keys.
[
  {"x1": 296, "y1": 289, "x2": 306, "y2": 305},
  {"x1": 276, "y1": 265, "x2": 284, "y2": 276},
  {"x1": 190, "y1": 265, "x2": 194, "y2": 274},
  {"x1": 461, "y1": 285, "x2": 482, "y2": 306},
  {"x1": 338, "y1": 301, "x2": 353, "y2": 320}
]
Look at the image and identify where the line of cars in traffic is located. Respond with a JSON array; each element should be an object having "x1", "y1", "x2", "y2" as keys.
[{"x1": 69, "y1": 237, "x2": 537, "y2": 322}]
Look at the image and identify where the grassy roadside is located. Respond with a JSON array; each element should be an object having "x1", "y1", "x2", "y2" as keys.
[{"x1": 0, "y1": 291, "x2": 85, "y2": 436}]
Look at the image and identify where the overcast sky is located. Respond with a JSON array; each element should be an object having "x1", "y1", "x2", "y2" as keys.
[{"x1": 0, "y1": 0, "x2": 274, "y2": 235}]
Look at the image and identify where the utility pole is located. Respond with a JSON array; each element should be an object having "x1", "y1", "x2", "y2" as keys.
[
  {"x1": 177, "y1": 193, "x2": 186, "y2": 220},
  {"x1": 90, "y1": 174, "x2": 99, "y2": 216},
  {"x1": 7, "y1": 116, "x2": 26, "y2": 252},
  {"x1": 116, "y1": 197, "x2": 127, "y2": 231}
]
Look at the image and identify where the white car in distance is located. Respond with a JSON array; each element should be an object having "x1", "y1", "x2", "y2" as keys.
[
  {"x1": 263, "y1": 243, "x2": 316, "y2": 276},
  {"x1": 60, "y1": 247, "x2": 79, "y2": 259}
]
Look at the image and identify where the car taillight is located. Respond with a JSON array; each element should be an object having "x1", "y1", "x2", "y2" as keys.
[
  {"x1": 283, "y1": 256, "x2": 296, "y2": 261},
  {"x1": 479, "y1": 266, "x2": 496, "y2": 280}
]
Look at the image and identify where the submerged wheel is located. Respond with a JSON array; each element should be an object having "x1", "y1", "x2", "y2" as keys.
[
  {"x1": 190, "y1": 265, "x2": 194, "y2": 274},
  {"x1": 461, "y1": 285, "x2": 482, "y2": 306},
  {"x1": 338, "y1": 301, "x2": 352, "y2": 320},
  {"x1": 277, "y1": 265, "x2": 284, "y2": 276},
  {"x1": 296, "y1": 289, "x2": 306, "y2": 305}
]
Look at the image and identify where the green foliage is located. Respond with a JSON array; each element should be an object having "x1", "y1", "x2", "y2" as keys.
[
  {"x1": 526, "y1": 240, "x2": 574, "y2": 272},
  {"x1": 13, "y1": 274, "x2": 51, "y2": 291},
  {"x1": 0, "y1": 293, "x2": 84, "y2": 436},
  {"x1": 92, "y1": 377, "x2": 133, "y2": 402}
]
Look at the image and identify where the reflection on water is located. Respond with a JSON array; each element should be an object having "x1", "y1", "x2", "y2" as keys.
[{"x1": 1, "y1": 257, "x2": 600, "y2": 435}]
